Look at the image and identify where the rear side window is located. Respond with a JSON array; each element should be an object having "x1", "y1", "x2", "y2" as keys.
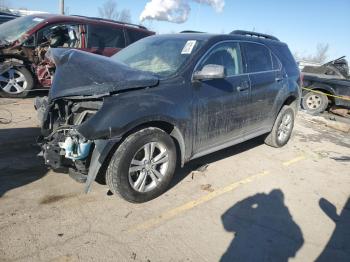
[
  {"x1": 242, "y1": 42, "x2": 272, "y2": 73},
  {"x1": 126, "y1": 29, "x2": 150, "y2": 44},
  {"x1": 87, "y1": 24, "x2": 125, "y2": 48}
]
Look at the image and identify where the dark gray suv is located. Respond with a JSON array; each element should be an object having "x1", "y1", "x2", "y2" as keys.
[{"x1": 36, "y1": 30, "x2": 301, "y2": 203}]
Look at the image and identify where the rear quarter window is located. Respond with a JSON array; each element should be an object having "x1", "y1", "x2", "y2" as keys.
[
  {"x1": 269, "y1": 43, "x2": 299, "y2": 76},
  {"x1": 271, "y1": 52, "x2": 281, "y2": 70},
  {"x1": 242, "y1": 42, "x2": 273, "y2": 73},
  {"x1": 87, "y1": 24, "x2": 126, "y2": 48}
]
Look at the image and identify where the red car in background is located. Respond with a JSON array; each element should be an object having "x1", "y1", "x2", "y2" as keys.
[{"x1": 0, "y1": 14, "x2": 155, "y2": 97}]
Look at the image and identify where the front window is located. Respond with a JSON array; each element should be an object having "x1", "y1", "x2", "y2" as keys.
[
  {"x1": 37, "y1": 24, "x2": 83, "y2": 48},
  {"x1": 111, "y1": 36, "x2": 205, "y2": 78},
  {"x1": 198, "y1": 42, "x2": 243, "y2": 77},
  {"x1": 0, "y1": 15, "x2": 44, "y2": 43}
]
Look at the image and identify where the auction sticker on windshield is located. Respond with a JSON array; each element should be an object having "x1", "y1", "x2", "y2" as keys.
[
  {"x1": 181, "y1": 40, "x2": 197, "y2": 54},
  {"x1": 33, "y1": 18, "x2": 44, "y2": 22}
]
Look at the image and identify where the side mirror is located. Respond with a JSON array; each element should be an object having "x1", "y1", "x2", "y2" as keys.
[{"x1": 193, "y1": 64, "x2": 225, "y2": 81}]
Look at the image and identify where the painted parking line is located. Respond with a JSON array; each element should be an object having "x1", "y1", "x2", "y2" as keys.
[
  {"x1": 128, "y1": 171, "x2": 270, "y2": 233},
  {"x1": 128, "y1": 155, "x2": 307, "y2": 233},
  {"x1": 282, "y1": 155, "x2": 306, "y2": 167}
]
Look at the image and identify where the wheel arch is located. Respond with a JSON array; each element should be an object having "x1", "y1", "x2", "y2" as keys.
[
  {"x1": 277, "y1": 94, "x2": 299, "y2": 116},
  {"x1": 0, "y1": 57, "x2": 35, "y2": 84},
  {"x1": 283, "y1": 95, "x2": 298, "y2": 107},
  {"x1": 120, "y1": 120, "x2": 186, "y2": 167}
]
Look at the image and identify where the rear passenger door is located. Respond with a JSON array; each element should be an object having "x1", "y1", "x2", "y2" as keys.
[
  {"x1": 85, "y1": 24, "x2": 126, "y2": 57},
  {"x1": 241, "y1": 42, "x2": 281, "y2": 133}
]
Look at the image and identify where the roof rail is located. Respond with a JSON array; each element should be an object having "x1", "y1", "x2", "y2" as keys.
[
  {"x1": 71, "y1": 15, "x2": 147, "y2": 30},
  {"x1": 180, "y1": 30, "x2": 205, "y2": 33},
  {"x1": 231, "y1": 30, "x2": 279, "y2": 41}
]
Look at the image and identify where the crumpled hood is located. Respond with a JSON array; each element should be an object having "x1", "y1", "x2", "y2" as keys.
[{"x1": 47, "y1": 48, "x2": 159, "y2": 100}]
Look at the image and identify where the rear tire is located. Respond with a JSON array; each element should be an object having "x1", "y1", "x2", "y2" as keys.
[
  {"x1": 0, "y1": 67, "x2": 34, "y2": 98},
  {"x1": 265, "y1": 106, "x2": 295, "y2": 148},
  {"x1": 301, "y1": 90, "x2": 329, "y2": 115},
  {"x1": 106, "y1": 127, "x2": 177, "y2": 203}
]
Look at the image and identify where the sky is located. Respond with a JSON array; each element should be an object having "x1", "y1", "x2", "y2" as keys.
[{"x1": 7, "y1": 0, "x2": 350, "y2": 60}]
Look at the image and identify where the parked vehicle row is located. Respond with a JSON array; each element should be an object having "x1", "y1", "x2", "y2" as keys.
[
  {"x1": 0, "y1": 14, "x2": 154, "y2": 97},
  {"x1": 35, "y1": 30, "x2": 301, "y2": 203}
]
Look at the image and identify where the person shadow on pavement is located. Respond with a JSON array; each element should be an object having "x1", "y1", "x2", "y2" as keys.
[
  {"x1": 220, "y1": 189, "x2": 304, "y2": 262},
  {"x1": 316, "y1": 197, "x2": 350, "y2": 262}
]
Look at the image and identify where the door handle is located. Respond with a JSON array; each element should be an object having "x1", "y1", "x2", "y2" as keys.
[
  {"x1": 275, "y1": 77, "x2": 283, "y2": 82},
  {"x1": 237, "y1": 86, "x2": 249, "y2": 92}
]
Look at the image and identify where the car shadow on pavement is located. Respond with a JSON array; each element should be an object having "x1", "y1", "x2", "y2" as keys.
[
  {"x1": 170, "y1": 135, "x2": 265, "y2": 189},
  {"x1": 315, "y1": 198, "x2": 350, "y2": 262},
  {"x1": 0, "y1": 127, "x2": 48, "y2": 197},
  {"x1": 220, "y1": 189, "x2": 304, "y2": 262}
]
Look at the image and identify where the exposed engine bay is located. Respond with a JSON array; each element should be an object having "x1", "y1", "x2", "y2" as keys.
[{"x1": 36, "y1": 96, "x2": 103, "y2": 181}]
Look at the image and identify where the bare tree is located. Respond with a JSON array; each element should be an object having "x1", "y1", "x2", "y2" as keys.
[
  {"x1": 98, "y1": 0, "x2": 132, "y2": 23},
  {"x1": 294, "y1": 43, "x2": 330, "y2": 63},
  {"x1": 313, "y1": 43, "x2": 329, "y2": 63},
  {"x1": 118, "y1": 9, "x2": 131, "y2": 23}
]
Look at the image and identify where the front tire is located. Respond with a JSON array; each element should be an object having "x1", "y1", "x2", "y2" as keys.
[
  {"x1": 106, "y1": 127, "x2": 177, "y2": 203},
  {"x1": 0, "y1": 67, "x2": 34, "y2": 98},
  {"x1": 301, "y1": 90, "x2": 329, "y2": 115},
  {"x1": 265, "y1": 105, "x2": 295, "y2": 148}
]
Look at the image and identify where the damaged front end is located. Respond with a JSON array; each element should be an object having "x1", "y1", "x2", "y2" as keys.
[
  {"x1": 36, "y1": 48, "x2": 159, "y2": 189},
  {"x1": 36, "y1": 96, "x2": 103, "y2": 183}
]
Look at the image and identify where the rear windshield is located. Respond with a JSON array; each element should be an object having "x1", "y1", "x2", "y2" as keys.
[{"x1": 0, "y1": 16, "x2": 44, "y2": 43}]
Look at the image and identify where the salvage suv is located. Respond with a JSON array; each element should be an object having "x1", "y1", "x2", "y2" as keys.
[
  {"x1": 0, "y1": 14, "x2": 154, "y2": 97},
  {"x1": 36, "y1": 31, "x2": 301, "y2": 203}
]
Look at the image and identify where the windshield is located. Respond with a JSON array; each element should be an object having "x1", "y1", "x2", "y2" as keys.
[
  {"x1": 111, "y1": 36, "x2": 205, "y2": 78},
  {"x1": 0, "y1": 15, "x2": 44, "y2": 43}
]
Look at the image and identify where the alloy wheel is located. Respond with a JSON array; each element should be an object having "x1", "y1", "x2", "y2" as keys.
[
  {"x1": 128, "y1": 142, "x2": 169, "y2": 193},
  {"x1": 277, "y1": 112, "x2": 293, "y2": 143},
  {"x1": 0, "y1": 69, "x2": 28, "y2": 94}
]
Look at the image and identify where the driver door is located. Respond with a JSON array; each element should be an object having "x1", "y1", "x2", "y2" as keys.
[{"x1": 192, "y1": 42, "x2": 251, "y2": 155}]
